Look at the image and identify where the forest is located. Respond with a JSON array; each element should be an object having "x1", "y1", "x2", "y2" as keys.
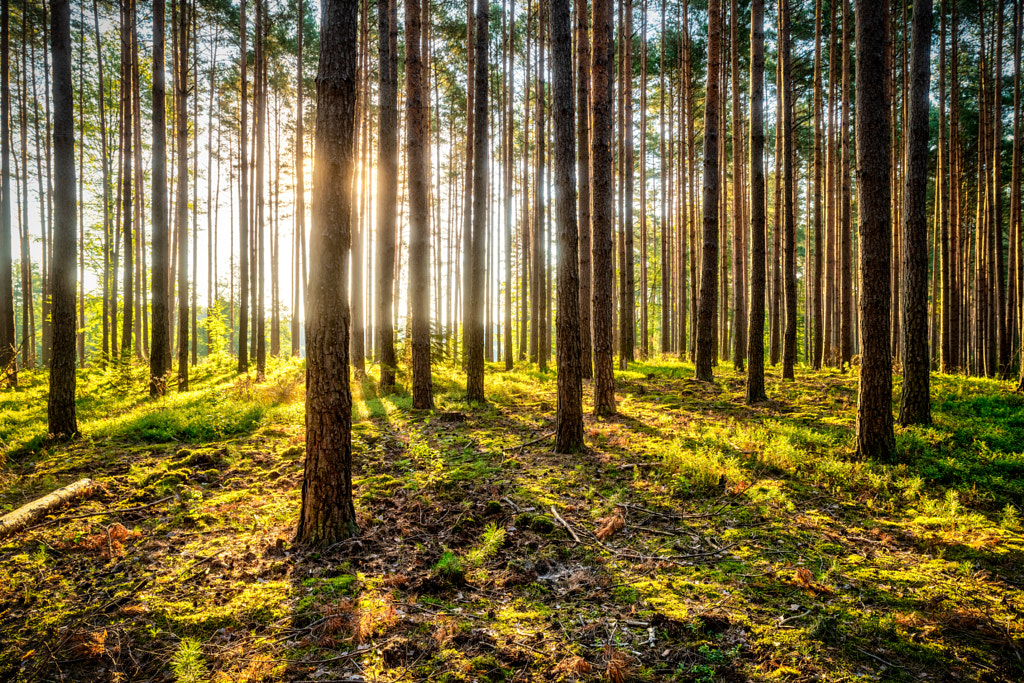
[{"x1": 1, "y1": 0, "x2": 1023, "y2": 679}]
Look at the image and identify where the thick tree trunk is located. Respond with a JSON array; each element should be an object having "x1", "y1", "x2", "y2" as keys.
[
  {"x1": 552, "y1": 0, "x2": 583, "y2": 452},
  {"x1": 694, "y1": 0, "x2": 721, "y2": 382},
  {"x1": 855, "y1": 0, "x2": 895, "y2": 460},
  {"x1": 48, "y1": 0, "x2": 76, "y2": 437},
  {"x1": 175, "y1": 0, "x2": 190, "y2": 390},
  {"x1": 407, "y1": 0, "x2": 433, "y2": 408},
  {"x1": 781, "y1": 0, "x2": 797, "y2": 381},
  {"x1": 898, "y1": 0, "x2": 932, "y2": 426},
  {"x1": 746, "y1": 0, "x2": 767, "y2": 404},
  {"x1": 376, "y1": 0, "x2": 398, "y2": 390},
  {"x1": 466, "y1": 0, "x2": 488, "y2": 401},
  {"x1": 0, "y1": 0, "x2": 17, "y2": 384},
  {"x1": 238, "y1": 0, "x2": 249, "y2": 373},
  {"x1": 591, "y1": 0, "x2": 616, "y2": 415},
  {"x1": 296, "y1": 0, "x2": 359, "y2": 546}
]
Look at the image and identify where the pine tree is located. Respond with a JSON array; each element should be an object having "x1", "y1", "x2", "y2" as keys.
[{"x1": 746, "y1": 0, "x2": 767, "y2": 404}]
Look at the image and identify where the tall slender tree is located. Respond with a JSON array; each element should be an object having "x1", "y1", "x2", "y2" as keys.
[
  {"x1": 48, "y1": 0, "x2": 76, "y2": 436},
  {"x1": 0, "y1": 0, "x2": 16, "y2": 385},
  {"x1": 296, "y1": 0, "x2": 359, "y2": 545},
  {"x1": 238, "y1": 0, "x2": 249, "y2": 373},
  {"x1": 176, "y1": 0, "x2": 191, "y2": 390},
  {"x1": 695, "y1": 0, "x2": 722, "y2": 382},
  {"x1": 747, "y1": 0, "x2": 767, "y2": 404},
  {"x1": 466, "y1": 0, "x2": 488, "y2": 402},
  {"x1": 855, "y1": 0, "x2": 895, "y2": 460},
  {"x1": 151, "y1": 0, "x2": 170, "y2": 395},
  {"x1": 407, "y1": 0, "x2": 432, "y2": 408},
  {"x1": 899, "y1": 0, "x2": 932, "y2": 425},
  {"x1": 376, "y1": 0, "x2": 398, "y2": 391},
  {"x1": 576, "y1": 0, "x2": 592, "y2": 379},
  {"x1": 592, "y1": 0, "x2": 616, "y2": 415},
  {"x1": 781, "y1": 0, "x2": 797, "y2": 380}
]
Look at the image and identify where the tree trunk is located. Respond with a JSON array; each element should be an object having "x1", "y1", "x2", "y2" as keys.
[
  {"x1": 48, "y1": 0, "x2": 76, "y2": 437},
  {"x1": 747, "y1": 0, "x2": 767, "y2": 403},
  {"x1": 120, "y1": 0, "x2": 134, "y2": 364},
  {"x1": 855, "y1": 0, "x2": 895, "y2": 460},
  {"x1": 376, "y1": 0, "x2": 397, "y2": 390},
  {"x1": 150, "y1": 0, "x2": 169, "y2": 393},
  {"x1": 731, "y1": 0, "x2": 746, "y2": 372},
  {"x1": 552, "y1": 0, "x2": 583, "y2": 452},
  {"x1": 296, "y1": 0, "x2": 359, "y2": 546},
  {"x1": 840, "y1": 0, "x2": 853, "y2": 367},
  {"x1": 781, "y1": 0, "x2": 797, "y2": 381},
  {"x1": 811, "y1": 0, "x2": 824, "y2": 370},
  {"x1": 898, "y1": 0, "x2": 932, "y2": 425},
  {"x1": 591, "y1": 0, "x2": 616, "y2": 415},
  {"x1": 175, "y1": 0, "x2": 190, "y2": 390},
  {"x1": 238, "y1": 0, "x2": 249, "y2": 373},
  {"x1": 466, "y1": 0, "x2": 488, "y2": 401},
  {"x1": 0, "y1": 0, "x2": 17, "y2": 384},
  {"x1": 770, "y1": 48, "x2": 782, "y2": 367},
  {"x1": 694, "y1": 0, "x2": 722, "y2": 382},
  {"x1": 407, "y1": 0, "x2": 433, "y2": 408}
]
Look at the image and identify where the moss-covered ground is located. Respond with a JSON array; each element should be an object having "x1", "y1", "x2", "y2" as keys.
[{"x1": 2, "y1": 356, "x2": 1023, "y2": 682}]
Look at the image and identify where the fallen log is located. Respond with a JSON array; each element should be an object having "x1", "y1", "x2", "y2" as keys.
[{"x1": 0, "y1": 478, "x2": 95, "y2": 540}]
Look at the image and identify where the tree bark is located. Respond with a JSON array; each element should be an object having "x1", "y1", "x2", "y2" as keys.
[
  {"x1": 48, "y1": 0, "x2": 77, "y2": 437},
  {"x1": 694, "y1": 0, "x2": 721, "y2": 382},
  {"x1": 376, "y1": 0, "x2": 398, "y2": 390},
  {"x1": 855, "y1": 0, "x2": 895, "y2": 460},
  {"x1": 175, "y1": 0, "x2": 190, "y2": 390},
  {"x1": 591, "y1": 0, "x2": 616, "y2": 415},
  {"x1": 781, "y1": 0, "x2": 797, "y2": 381},
  {"x1": 466, "y1": 0, "x2": 488, "y2": 402},
  {"x1": 407, "y1": 0, "x2": 433, "y2": 408},
  {"x1": 576, "y1": 0, "x2": 591, "y2": 378},
  {"x1": 238, "y1": 0, "x2": 249, "y2": 373},
  {"x1": 552, "y1": 0, "x2": 583, "y2": 452},
  {"x1": 296, "y1": 0, "x2": 359, "y2": 546},
  {"x1": 0, "y1": 0, "x2": 17, "y2": 385},
  {"x1": 746, "y1": 0, "x2": 767, "y2": 404}
]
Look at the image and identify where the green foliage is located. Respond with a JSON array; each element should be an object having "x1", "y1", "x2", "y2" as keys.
[
  {"x1": 467, "y1": 523, "x2": 506, "y2": 566},
  {"x1": 433, "y1": 549, "x2": 464, "y2": 582},
  {"x1": 170, "y1": 639, "x2": 207, "y2": 683}
]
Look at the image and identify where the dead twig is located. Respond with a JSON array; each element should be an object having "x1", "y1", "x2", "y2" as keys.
[
  {"x1": 550, "y1": 506, "x2": 582, "y2": 544},
  {"x1": 25, "y1": 496, "x2": 175, "y2": 532},
  {"x1": 503, "y1": 432, "x2": 554, "y2": 452}
]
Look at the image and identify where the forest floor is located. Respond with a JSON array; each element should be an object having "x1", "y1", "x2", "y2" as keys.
[{"x1": 1, "y1": 355, "x2": 1024, "y2": 683}]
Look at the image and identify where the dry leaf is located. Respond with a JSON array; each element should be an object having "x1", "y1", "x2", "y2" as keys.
[{"x1": 595, "y1": 514, "x2": 625, "y2": 541}]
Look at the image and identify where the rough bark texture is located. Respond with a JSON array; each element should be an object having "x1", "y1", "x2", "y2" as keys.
[
  {"x1": 295, "y1": 0, "x2": 359, "y2": 546},
  {"x1": 376, "y1": 0, "x2": 398, "y2": 392},
  {"x1": 552, "y1": 0, "x2": 584, "y2": 453},
  {"x1": 746, "y1": 0, "x2": 767, "y2": 404},
  {"x1": 0, "y1": 0, "x2": 16, "y2": 385},
  {"x1": 855, "y1": 0, "x2": 895, "y2": 461},
  {"x1": 576, "y1": 0, "x2": 592, "y2": 380},
  {"x1": 150, "y1": 0, "x2": 170, "y2": 396},
  {"x1": 238, "y1": 0, "x2": 249, "y2": 373},
  {"x1": 899, "y1": 0, "x2": 932, "y2": 426},
  {"x1": 811, "y1": 0, "x2": 824, "y2": 370},
  {"x1": 781, "y1": 0, "x2": 797, "y2": 381},
  {"x1": 406, "y1": 0, "x2": 433, "y2": 408},
  {"x1": 175, "y1": 0, "x2": 190, "y2": 391},
  {"x1": 48, "y1": 0, "x2": 77, "y2": 437},
  {"x1": 840, "y1": 0, "x2": 853, "y2": 367},
  {"x1": 694, "y1": 0, "x2": 721, "y2": 382},
  {"x1": 591, "y1": 0, "x2": 616, "y2": 415},
  {"x1": 465, "y1": 0, "x2": 488, "y2": 402}
]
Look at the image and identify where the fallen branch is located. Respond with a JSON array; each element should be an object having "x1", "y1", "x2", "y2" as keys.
[
  {"x1": 0, "y1": 479, "x2": 95, "y2": 540},
  {"x1": 550, "y1": 506, "x2": 582, "y2": 544},
  {"x1": 503, "y1": 432, "x2": 554, "y2": 452}
]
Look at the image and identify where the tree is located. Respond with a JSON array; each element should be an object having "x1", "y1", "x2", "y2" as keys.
[
  {"x1": 898, "y1": 0, "x2": 932, "y2": 426},
  {"x1": 466, "y1": 0, "x2": 488, "y2": 402},
  {"x1": 780, "y1": 0, "x2": 797, "y2": 381},
  {"x1": 295, "y1": 0, "x2": 359, "y2": 546},
  {"x1": 855, "y1": 0, "x2": 895, "y2": 460},
  {"x1": 694, "y1": 0, "x2": 721, "y2": 382},
  {"x1": 811, "y1": 0, "x2": 823, "y2": 370},
  {"x1": 552, "y1": 0, "x2": 584, "y2": 452},
  {"x1": 238, "y1": 0, "x2": 249, "y2": 373},
  {"x1": 746, "y1": 0, "x2": 767, "y2": 404},
  {"x1": 176, "y1": 0, "x2": 191, "y2": 391},
  {"x1": 48, "y1": 0, "x2": 77, "y2": 437},
  {"x1": 576, "y1": 0, "x2": 592, "y2": 379},
  {"x1": 407, "y1": 0, "x2": 432, "y2": 408},
  {"x1": 150, "y1": 0, "x2": 170, "y2": 396},
  {"x1": 376, "y1": 0, "x2": 398, "y2": 392},
  {"x1": 0, "y1": 0, "x2": 16, "y2": 386},
  {"x1": 591, "y1": 0, "x2": 616, "y2": 415}
]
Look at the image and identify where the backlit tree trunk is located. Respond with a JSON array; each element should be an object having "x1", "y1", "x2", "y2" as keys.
[
  {"x1": 465, "y1": 0, "x2": 488, "y2": 402},
  {"x1": 746, "y1": 0, "x2": 767, "y2": 404},
  {"x1": 296, "y1": 0, "x2": 359, "y2": 545},
  {"x1": 855, "y1": 0, "x2": 895, "y2": 460},
  {"x1": 376, "y1": 0, "x2": 398, "y2": 391}
]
